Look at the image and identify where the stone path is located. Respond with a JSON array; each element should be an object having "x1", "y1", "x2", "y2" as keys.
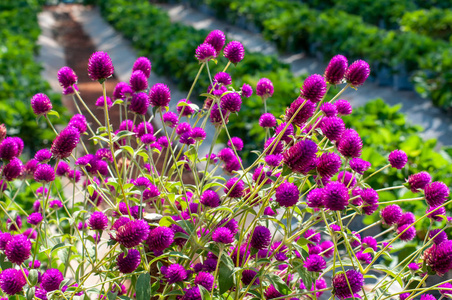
[{"x1": 158, "y1": 3, "x2": 452, "y2": 148}]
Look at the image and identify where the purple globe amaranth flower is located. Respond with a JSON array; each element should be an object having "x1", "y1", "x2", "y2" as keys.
[
  {"x1": 209, "y1": 103, "x2": 229, "y2": 126},
  {"x1": 388, "y1": 149, "x2": 408, "y2": 169},
  {"x1": 338, "y1": 171, "x2": 357, "y2": 188},
  {"x1": 0, "y1": 269, "x2": 26, "y2": 295},
  {"x1": 162, "y1": 111, "x2": 178, "y2": 128},
  {"x1": 200, "y1": 190, "x2": 221, "y2": 208},
  {"x1": 429, "y1": 229, "x2": 447, "y2": 245},
  {"x1": 407, "y1": 171, "x2": 431, "y2": 193},
  {"x1": 275, "y1": 182, "x2": 299, "y2": 207},
  {"x1": 224, "y1": 177, "x2": 245, "y2": 198},
  {"x1": 398, "y1": 212, "x2": 415, "y2": 227},
  {"x1": 195, "y1": 43, "x2": 217, "y2": 62},
  {"x1": 241, "y1": 83, "x2": 253, "y2": 98},
  {"x1": 177, "y1": 99, "x2": 195, "y2": 117},
  {"x1": 130, "y1": 92, "x2": 150, "y2": 115},
  {"x1": 362, "y1": 236, "x2": 378, "y2": 251},
  {"x1": 321, "y1": 102, "x2": 338, "y2": 117},
  {"x1": 324, "y1": 182, "x2": 349, "y2": 211},
  {"x1": 63, "y1": 84, "x2": 78, "y2": 95},
  {"x1": 426, "y1": 205, "x2": 446, "y2": 221},
  {"x1": 212, "y1": 227, "x2": 234, "y2": 244},
  {"x1": 325, "y1": 54, "x2": 348, "y2": 84},
  {"x1": 34, "y1": 164, "x2": 55, "y2": 183},
  {"x1": 27, "y1": 212, "x2": 43, "y2": 225},
  {"x1": 304, "y1": 254, "x2": 326, "y2": 272},
  {"x1": 350, "y1": 158, "x2": 371, "y2": 175},
  {"x1": 218, "y1": 147, "x2": 236, "y2": 164},
  {"x1": 194, "y1": 272, "x2": 214, "y2": 292},
  {"x1": 321, "y1": 240, "x2": 334, "y2": 257},
  {"x1": 276, "y1": 122, "x2": 295, "y2": 144},
  {"x1": 214, "y1": 72, "x2": 232, "y2": 85},
  {"x1": 241, "y1": 269, "x2": 259, "y2": 286},
  {"x1": 285, "y1": 97, "x2": 316, "y2": 127},
  {"x1": 132, "y1": 57, "x2": 151, "y2": 78},
  {"x1": 88, "y1": 211, "x2": 108, "y2": 230},
  {"x1": 41, "y1": 268, "x2": 63, "y2": 292},
  {"x1": 115, "y1": 219, "x2": 150, "y2": 248},
  {"x1": 408, "y1": 262, "x2": 420, "y2": 271},
  {"x1": 265, "y1": 154, "x2": 283, "y2": 167},
  {"x1": 304, "y1": 229, "x2": 321, "y2": 243},
  {"x1": 146, "y1": 226, "x2": 174, "y2": 251},
  {"x1": 360, "y1": 188, "x2": 379, "y2": 215},
  {"x1": 420, "y1": 295, "x2": 436, "y2": 300},
  {"x1": 49, "y1": 200, "x2": 63, "y2": 210},
  {"x1": 265, "y1": 285, "x2": 283, "y2": 299},
  {"x1": 0, "y1": 137, "x2": 20, "y2": 161},
  {"x1": 35, "y1": 149, "x2": 52, "y2": 163},
  {"x1": 425, "y1": 181, "x2": 449, "y2": 207},
  {"x1": 256, "y1": 78, "x2": 274, "y2": 99},
  {"x1": 259, "y1": 113, "x2": 277, "y2": 128},
  {"x1": 204, "y1": 30, "x2": 226, "y2": 54},
  {"x1": 5, "y1": 234, "x2": 31, "y2": 265},
  {"x1": 283, "y1": 139, "x2": 318, "y2": 173},
  {"x1": 439, "y1": 283, "x2": 452, "y2": 297},
  {"x1": 300, "y1": 74, "x2": 327, "y2": 103},
  {"x1": 11, "y1": 137, "x2": 23, "y2": 157},
  {"x1": 57, "y1": 66, "x2": 78, "y2": 89},
  {"x1": 332, "y1": 270, "x2": 364, "y2": 299},
  {"x1": 356, "y1": 251, "x2": 372, "y2": 264},
  {"x1": 220, "y1": 92, "x2": 242, "y2": 113},
  {"x1": 317, "y1": 152, "x2": 341, "y2": 178},
  {"x1": 95, "y1": 96, "x2": 113, "y2": 111},
  {"x1": 2, "y1": 158, "x2": 23, "y2": 181},
  {"x1": 51, "y1": 126, "x2": 80, "y2": 159},
  {"x1": 23, "y1": 159, "x2": 38, "y2": 178},
  {"x1": 264, "y1": 138, "x2": 284, "y2": 155},
  {"x1": 335, "y1": 99, "x2": 353, "y2": 115},
  {"x1": 88, "y1": 51, "x2": 114, "y2": 82},
  {"x1": 250, "y1": 226, "x2": 271, "y2": 250},
  {"x1": 190, "y1": 127, "x2": 206, "y2": 142},
  {"x1": 425, "y1": 240, "x2": 452, "y2": 275},
  {"x1": 218, "y1": 218, "x2": 239, "y2": 235},
  {"x1": 225, "y1": 137, "x2": 243, "y2": 152},
  {"x1": 113, "y1": 82, "x2": 131, "y2": 100},
  {"x1": 31, "y1": 93, "x2": 52, "y2": 116},
  {"x1": 68, "y1": 114, "x2": 88, "y2": 134},
  {"x1": 134, "y1": 121, "x2": 154, "y2": 138},
  {"x1": 149, "y1": 83, "x2": 171, "y2": 108},
  {"x1": 345, "y1": 60, "x2": 370, "y2": 87},
  {"x1": 380, "y1": 204, "x2": 402, "y2": 225},
  {"x1": 307, "y1": 188, "x2": 324, "y2": 208},
  {"x1": 130, "y1": 70, "x2": 148, "y2": 92},
  {"x1": 337, "y1": 129, "x2": 363, "y2": 158},
  {"x1": 165, "y1": 264, "x2": 187, "y2": 284},
  {"x1": 224, "y1": 41, "x2": 245, "y2": 64},
  {"x1": 321, "y1": 116, "x2": 345, "y2": 141},
  {"x1": 397, "y1": 224, "x2": 416, "y2": 242}
]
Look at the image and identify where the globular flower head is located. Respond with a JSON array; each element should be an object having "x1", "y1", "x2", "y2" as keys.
[
  {"x1": 250, "y1": 226, "x2": 271, "y2": 250},
  {"x1": 41, "y1": 268, "x2": 63, "y2": 292},
  {"x1": 304, "y1": 254, "x2": 326, "y2": 272},
  {"x1": 27, "y1": 212, "x2": 43, "y2": 225},
  {"x1": 304, "y1": 229, "x2": 321, "y2": 243},
  {"x1": 23, "y1": 159, "x2": 38, "y2": 178},
  {"x1": 224, "y1": 177, "x2": 245, "y2": 198},
  {"x1": 397, "y1": 224, "x2": 416, "y2": 242},
  {"x1": 132, "y1": 56, "x2": 151, "y2": 78},
  {"x1": 88, "y1": 211, "x2": 108, "y2": 230},
  {"x1": 49, "y1": 199, "x2": 63, "y2": 210},
  {"x1": 113, "y1": 82, "x2": 132, "y2": 100},
  {"x1": 200, "y1": 190, "x2": 221, "y2": 208},
  {"x1": 398, "y1": 212, "x2": 415, "y2": 227},
  {"x1": 57, "y1": 66, "x2": 78, "y2": 89},
  {"x1": 130, "y1": 70, "x2": 148, "y2": 92},
  {"x1": 177, "y1": 99, "x2": 195, "y2": 117},
  {"x1": 276, "y1": 122, "x2": 295, "y2": 144},
  {"x1": 214, "y1": 72, "x2": 232, "y2": 85},
  {"x1": 429, "y1": 229, "x2": 447, "y2": 245},
  {"x1": 31, "y1": 93, "x2": 52, "y2": 116},
  {"x1": 241, "y1": 83, "x2": 253, "y2": 98},
  {"x1": 332, "y1": 270, "x2": 364, "y2": 299},
  {"x1": 283, "y1": 139, "x2": 318, "y2": 173},
  {"x1": 191, "y1": 127, "x2": 206, "y2": 141},
  {"x1": 165, "y1": 264, "x2": 187, "y2": 284},
  {"x1": 146, "y1": 226, "x2": 174, "y2": 251},
  {"x1": 194, "y1": 272, "x2": 214, "y2": 292},
  {"x1": 337, "y1": 129, "x2": 363, "y2": 158},
  {"x1": 204, "y1": 30, "x2": 226, "y2": 54},
  {"x1": 116, "y1": 249, "x2": 141, "y2": 274},
  {"x1": 34, "y1": 164, "x2": 55, "y2": 183},
  {"x1": 324, "y1": 182, "x2": 349, "y2": 211},
  {"x1": 265, "y1": 154, "x2": 283, "y2": 167},
  {"x1": 300, "y1": 74, "x2": 327, "y2": 103},
  {"x1": 360, "y1": 188, "x2": 379, "y2": 215},
  {"x1": 334, "y1": 99, "x2": 352, "y2": 115},
  {"x1": 388, "y1": 149, "x2": 408, "y2": 169},
  {"x1": 35, "y1": 149, "x2": 52, "y2": 163},
  {"x1": 321, "y1": 116, "x2": 345, "y2": 141},
  {"x1": 425, "y1": 240, "x2": 452, "y2": 275},
  {"x1": 68, "y1": 114, "x2": 88, "y2": 134},
  {"x1": 95, "y1": 96, "x2": 113, "y2": 111},
  {"x1": 63, "y1": 84, "x2": 78, "y2": 95},
  {"x1": 149, "y1": 83, "x2": 171, "y2": 108},
  {"x1": 0, "y1": 269, "x2": 26, "y2": 295},
  {"x1": 407, "y1": 171, "x2": 431, "y2": 193},
  {"x1": 88, "y1": 51, "x2": 114, "y2": 81},
  {"x1": 209, "y1": 103, "x2": 229, "y2": 127},
  {"x1": 51, "y1": 126, "x2": 80, "y2": 159},
  {"x1": 338, "y1": 171, "x2": 357, "y2": 188},
  {"x1": 426, "y1": 205, "x2": 446, "y2": 221},
  {"x1": 317, "y1": 152, "x2": 341, "y2": 178},
  {"x1": 307, "y1": 188, "x2": 324, "y2": 208},
  {"x1": 5, "y1": 234, "x2": 31, "y2": 265},
  {"x1": 241, "y1": 269, "x2": 259, "y2": 286},
  {"x1": 265, "y1": 285, "x2": 283, "y2": 299},
  {"x1": 350, "y1": 158, "x2": 371, "y2": 175},
  {"x1": 425, "y1": 181, "x2": 449, "y2": 207},
  {"x1": 362, "y1": 236, "x2": 378, "y2": 251},
  {"x1": 321, "y1": 240, "x2": 334, "y2": 257},
  {"x1": 275, "y1": 182, "x2": 299, "y2": 207},
  {"x1": 195, "y1": 43, "x2": 217, "y2": 62},
  {"x1": 115, "y1": 219, "x2": 150, "y2": 248},
  {"x1": 284, "y1": 97, "x2": 316, "y2": 127},
  {"x1": 321, "y1": 102, "x2": 338, "y2": 117},
  {"x1": 228, "y1": 137, "x2": 244, "y2": 151},
  {"x1": 381, "y1": 204, "x2": 402, "y2": 225},
  {"x1": 135, "y1": 122, "x2": 154, "y2": 138},
  {"x1": 345, "y1": 60, "x2": 370, "y2": 87},
  {"x1": 224, "y1": 41, "x2": 245, "y2": 64},
  {"x1": 212, "y1": 227, "x2": 234, "y2": 244},
  {"x1": 220, "y1": 92, "x2": 242, "y2": 113},
  {"x1": 0, "y1": 137, "x2": 20, "y2": 161},
  {"x1": 439, "y1": 283, "x2": 452, "y2": 297},
  {"x1": 256, "y1": 78, "x2": 274, "y2": 99},
  {"x1": 325, "y1": 54, "x2": 348, "y2": 84},
  {"x1": 162, "y1": 111, "x2": 179, "y2": 128},
  {"x1": 259, "y1": 113, "x2": 277, "y2": 128},
  {"x1": 356, "y1": 251, "x2": 372, "y2": 264},
  {"x1": 2, "y1": 158, "x2": 23, "y2": 181},
  {"x1": 130, "y1": 92, "x2": 150, "y2": 115}
]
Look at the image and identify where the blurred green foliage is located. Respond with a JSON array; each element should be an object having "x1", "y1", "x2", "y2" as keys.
[{"x1": 0, "y1": 0, "x2": 66, "y2": 156}]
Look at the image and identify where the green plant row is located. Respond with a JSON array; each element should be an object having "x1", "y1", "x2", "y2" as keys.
[
  {"x1": 0, "y1": 0, "x2": 66, "y2": 155},
  {"x1": 400, "y1": 8, "x2": 452, "y2": 41},
  {"x1": 188, "y1": 0, "x2": 452, "y2": 109}
]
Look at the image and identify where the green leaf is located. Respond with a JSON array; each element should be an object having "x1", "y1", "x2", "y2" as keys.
[
  {"x1": 266, "y1": 273, "x2": 290, "y2": 295},
  {"x1": 26, "y1": 287, "x2": 35, "y2": 300},
  {"x1": 218, "y1": 255, "x2": 235, "y2": 294},
  {"x1": 28, "y1": 269, "x2": 38, "y2": 286},
  {"x1": 107, "y1": 291, "x2": 117, "y2": 300},
  {"x1": 47, "y1": 110, "x2": 60, "y2": 118},
  {"x1": 281, "y1": 165, "x2": 292, "y2": 176},
  {"x1": 373, "y1": 264, "x2": 403, "y2": 287},
  {"x1": 136, "y1": 273, "x2": 151, "y2": 300}
]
